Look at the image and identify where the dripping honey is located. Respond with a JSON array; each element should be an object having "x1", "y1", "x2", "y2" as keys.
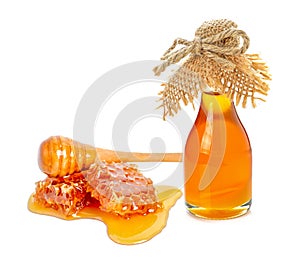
[
  {"x1": 184, "y1": 93, "x2": 252, "y2": 219},
  {"x1": 28, "y1": 185, "x2": 182, "y2": 245}
]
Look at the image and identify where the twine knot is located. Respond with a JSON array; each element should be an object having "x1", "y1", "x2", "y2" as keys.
[
  {"x1": 153, "y1": 19, "x2": 250, "y2": 76},
  {"x1": 193, "y1": 36, "x2": 203, "y2": 54}
]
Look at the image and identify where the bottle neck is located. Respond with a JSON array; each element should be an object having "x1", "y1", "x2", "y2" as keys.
[
  {"x1": 200, "y1": 92, "x2": 234, "y2": 114},
  {"x1": 195, "y1": 92, "x2": 242, "y2": 125}
]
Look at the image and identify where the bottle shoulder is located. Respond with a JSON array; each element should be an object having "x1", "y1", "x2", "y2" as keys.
[{"x1": 188, "y1": 108, "x2": 251, "y2": 151}]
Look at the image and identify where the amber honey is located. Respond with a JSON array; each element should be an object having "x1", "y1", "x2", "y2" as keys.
[
  {"x1": 28, "y1": 185, "x2": 182, "y2": 245},
  {"x1": 184, "y1": 92, "x2": 252, "y2": 219}
]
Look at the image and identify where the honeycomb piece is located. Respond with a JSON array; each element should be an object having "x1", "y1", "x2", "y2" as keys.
[
  {"x1": 33, "y1": 173, "x2": 90, "y2": 216},
  {"x1": 84, "y1": 162, "x2": 161, "y2": 217}
]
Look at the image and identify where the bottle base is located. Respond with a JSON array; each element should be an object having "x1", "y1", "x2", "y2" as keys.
[{"x1": 185, "y1": 199, "x2": 252, "y2": 220}]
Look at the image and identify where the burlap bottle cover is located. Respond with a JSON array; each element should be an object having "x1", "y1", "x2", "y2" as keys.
[{"x1": 153, "y1": 19, "x2": 271, "y2": 119}]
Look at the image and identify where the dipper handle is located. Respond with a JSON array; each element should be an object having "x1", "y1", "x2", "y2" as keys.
[{"x1": 38, "y1": 136, "x2": 182, "y2": 177}]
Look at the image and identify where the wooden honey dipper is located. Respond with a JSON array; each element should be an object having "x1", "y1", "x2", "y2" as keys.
[{"x1": 38, "y1": 136, "x2": 183, "y2": 177}]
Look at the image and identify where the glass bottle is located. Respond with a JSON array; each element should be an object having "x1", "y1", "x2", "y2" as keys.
[{"x1": 184, "y1": 92, "x2": 252, "y2": 219}]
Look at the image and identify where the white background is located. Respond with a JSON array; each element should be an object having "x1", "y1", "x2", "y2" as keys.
[{"x1": 1, "y1": 0, "x2": 300, "y2": 262}]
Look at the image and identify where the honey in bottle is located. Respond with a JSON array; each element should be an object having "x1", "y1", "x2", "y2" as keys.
[{"x1": 184, "y1": 92, "x2": 252, "y2": 219}]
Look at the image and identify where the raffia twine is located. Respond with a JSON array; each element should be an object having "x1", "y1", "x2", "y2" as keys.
[{"x1": 153, "y1": 19, "x2": 271, "y2": 119}]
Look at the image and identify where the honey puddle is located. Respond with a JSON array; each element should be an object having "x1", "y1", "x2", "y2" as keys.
[{"x1": 28, "y1": 185, "x2": 182, "y2": 245}]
